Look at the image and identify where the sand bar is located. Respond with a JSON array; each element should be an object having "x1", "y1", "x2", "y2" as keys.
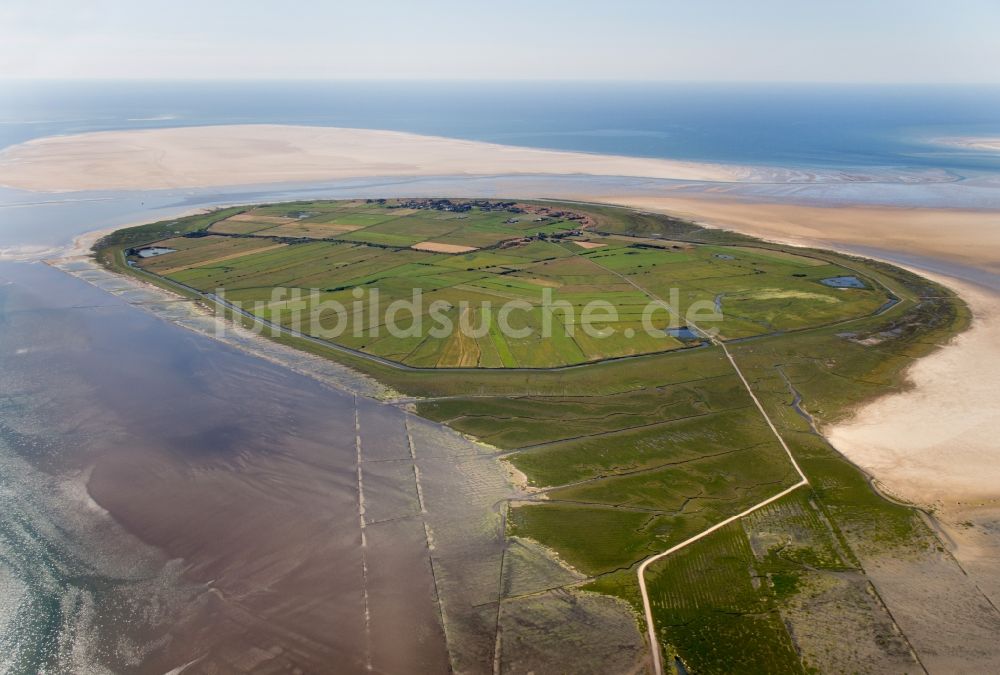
[
  {"x1": 598, "y1": 193, "x2": 1000, "y2": 505},
  {"x1": 936, "y1": 136, "x2": 1000, "y2": 153},
  {"x1": 826, "y1": 275, "x2": 1000, "y2": 503},
  {"x1": 0, "y1": 124, "x2": 952, "y2": 192},
  {"x1": 598, "y1": 195, "x2": 1000, "y2": 276}
]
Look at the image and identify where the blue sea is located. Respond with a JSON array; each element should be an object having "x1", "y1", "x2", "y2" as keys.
[{"x1": 3, "y1": 80, "x2": 1000, "y2": 173}]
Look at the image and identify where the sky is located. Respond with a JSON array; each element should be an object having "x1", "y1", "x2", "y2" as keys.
[{"x1": 2, "y1": 0, "x2": 999, "y2": 83}]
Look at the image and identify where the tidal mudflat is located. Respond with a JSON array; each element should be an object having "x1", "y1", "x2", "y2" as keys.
[
  {"x1": 0, "y1": 259, "x2": 526, "y2": 673},
  {"x1": 0, "y1": 252, "x2": 645, "y2": 672}
]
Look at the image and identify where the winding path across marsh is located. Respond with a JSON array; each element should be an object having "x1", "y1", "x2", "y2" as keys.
[
  {"x1": 587, "y1": 255, "x2": 810, "y2": 675},
  {"x1": 634, "y1": 340, "x2": 809, "y2": 675}
]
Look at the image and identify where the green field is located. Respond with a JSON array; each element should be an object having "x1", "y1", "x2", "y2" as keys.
[
  {"x1": 95, "y1": 199, "x2": 968, "y2": 672},
  {"x1": 108, "y1": 198, "x2": 892, "y2": 369}
]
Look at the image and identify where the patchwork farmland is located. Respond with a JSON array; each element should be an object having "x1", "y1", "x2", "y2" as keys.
[{"x1": 124, "y1": 198, "x2": 890, "y2": 368}]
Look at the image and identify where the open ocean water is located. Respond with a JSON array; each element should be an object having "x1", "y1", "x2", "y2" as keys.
[{"x1": 3, "y1": 80, "x2": 1000, "y2": 173}]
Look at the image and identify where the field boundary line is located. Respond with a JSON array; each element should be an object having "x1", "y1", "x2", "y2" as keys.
[
  {"x1": 635, "y1": 341, "x2": 809, "y2": 675},
  {"x1": 583, "y1": 253, "x2": 810, "y2": 675}
]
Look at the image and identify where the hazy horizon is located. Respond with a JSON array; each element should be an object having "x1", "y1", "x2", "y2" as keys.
[
  {"x1": 3, "y1": 0, "x2": 999, "y2": 83},
  {"x1": 6, "y1": 78, "x2": 1000, "y2": 85}
]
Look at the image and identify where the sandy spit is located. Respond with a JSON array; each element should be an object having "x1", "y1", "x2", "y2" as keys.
[
  {"x1": 597, "y1": 193, "x2": 1000, "y2": 507},
  {"x1": 0, "y1": 124, "x2": 950, "y2": 193}
]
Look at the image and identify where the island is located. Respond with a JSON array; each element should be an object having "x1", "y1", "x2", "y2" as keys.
[{"x1": 95, "y1": 199, "x2": 969, "y2": 673}]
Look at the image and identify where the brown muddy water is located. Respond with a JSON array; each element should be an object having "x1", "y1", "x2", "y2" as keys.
[{"x1": 0, "y1": 260, "x2": 497, "y2": 673}]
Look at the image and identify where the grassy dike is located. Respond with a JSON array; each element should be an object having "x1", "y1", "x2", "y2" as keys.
[{"x1": 95, "y1": 201, "x2": 969, "y2": 672}]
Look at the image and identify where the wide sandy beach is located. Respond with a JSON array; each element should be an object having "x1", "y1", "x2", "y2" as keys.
[
  {"x1": 825, "y1": 275, "x2": 1000, "y2": 504},
  {"x1": 0, "y1": 124, "x2": 952, "y2": 192},
  {"x1": 597, "y1": 194, "x2": 1000, "y2": 276}
]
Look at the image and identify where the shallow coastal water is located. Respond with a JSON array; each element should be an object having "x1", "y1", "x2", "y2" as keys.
[
  {"x1": 4, "y1": 246, "x2": 643, "y2": 672},
  {"x1": 0, "y1": 261, "x2": 463, "y2": 672}
]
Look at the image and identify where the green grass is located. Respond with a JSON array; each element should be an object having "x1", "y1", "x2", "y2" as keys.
[
  {"x1": 642, "y1": 521, "x2": 805, "y2": 673},
  {"x1": 507, "y1": 503, "x2": 669, "y2": 575},
  {"x1": 106, "y1": 199, "x2": 895, "y2": 369},
  {"x1": 95, "y1": 198, "x2": 969, "y2": 672}
]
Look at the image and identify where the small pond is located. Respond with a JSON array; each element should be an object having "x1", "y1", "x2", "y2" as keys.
[
  {"x1": 821, "y1": 275, "x2": 865, "y2": 288},
  {"x1": 666, "y1": 326, "x2": 701, "y2": 340},
  {"x1": 137, "y1": 247, "x2": 177, "y2": 258}
]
